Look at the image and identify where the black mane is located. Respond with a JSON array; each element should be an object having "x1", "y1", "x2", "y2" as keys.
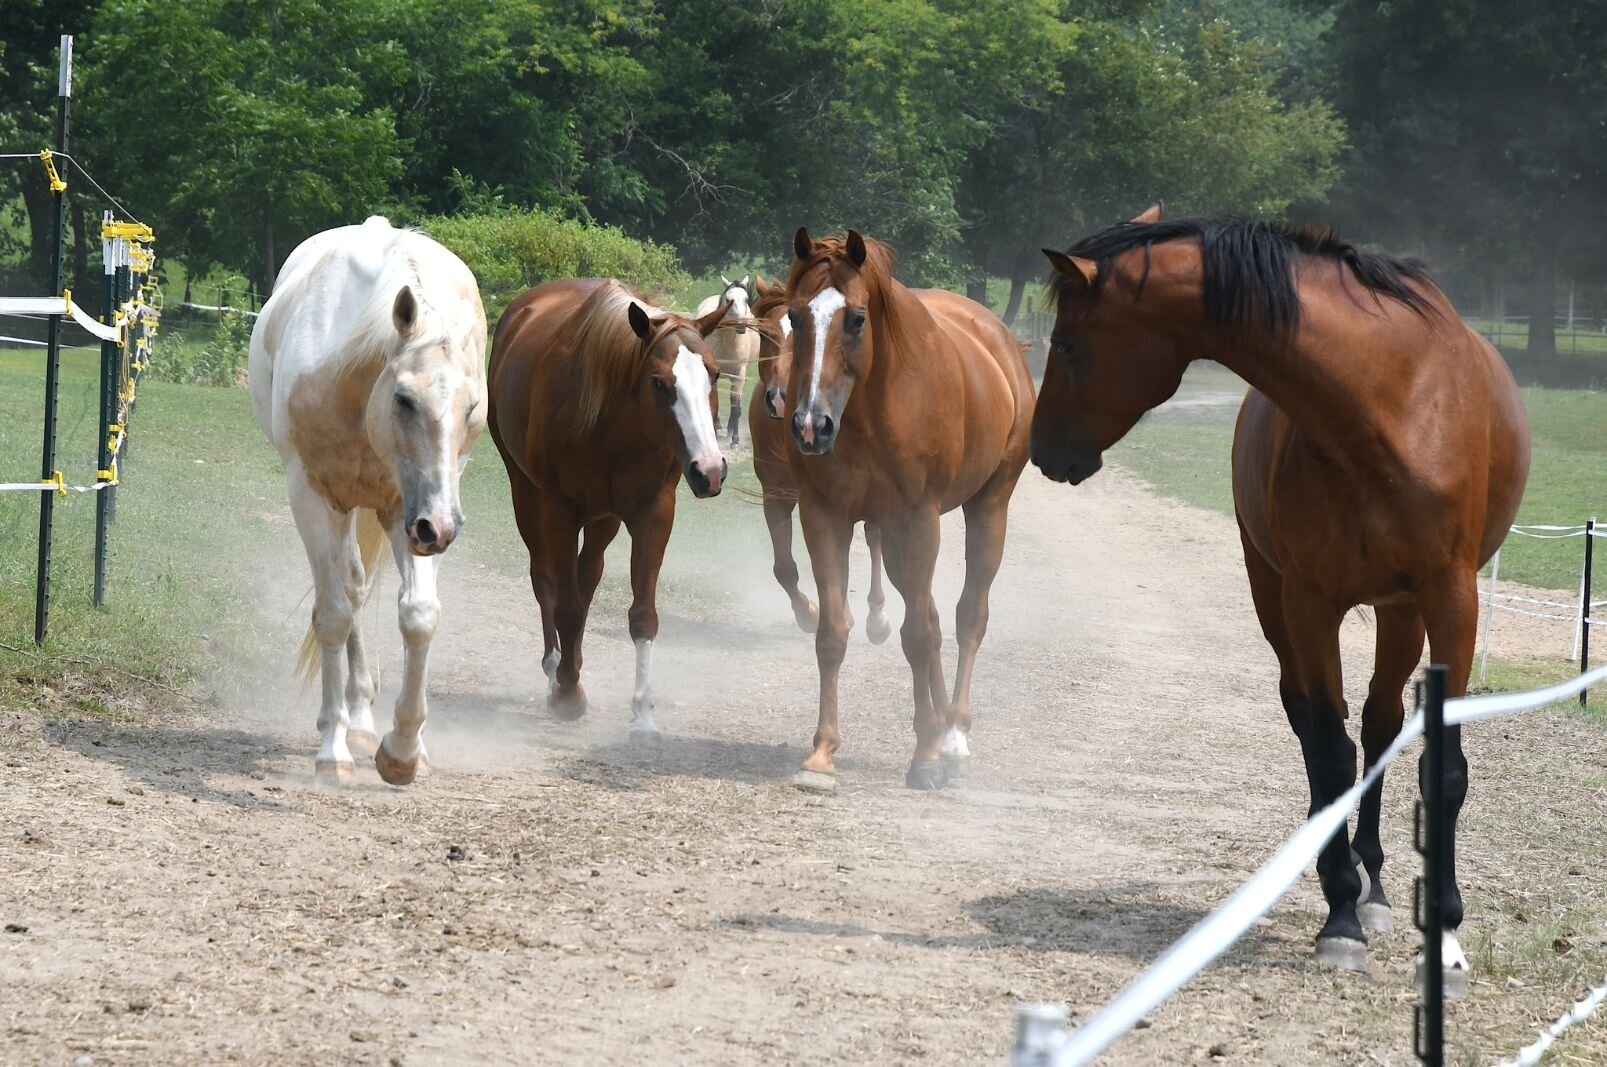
[{"x1": 1056, "y1": 216, "x2": 1439, "y2": 336}]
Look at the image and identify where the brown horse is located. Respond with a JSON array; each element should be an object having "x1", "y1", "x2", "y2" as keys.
[
  {"x1": 783, "y1": 230, "x2": 1034, "y2": 792},
  {"x1": 488, "y1": 279, "x2": 729, "y2": 739},
  {"x1": 749, "y1": 275, "x2": 891, "y2": 643},
  {"x1": 1035, "y1": 205, "x2": 1529, "y2": 990}
]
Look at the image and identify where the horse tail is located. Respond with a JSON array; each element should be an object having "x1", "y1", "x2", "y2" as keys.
[{"x1": 295, "y1": 509, "x2": 392, "y2": 688}]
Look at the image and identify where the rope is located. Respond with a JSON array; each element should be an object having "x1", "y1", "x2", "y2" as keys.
[
  {"x1": 0, "y1": 472, "x2": 113, "y2": 496},
  {"x1": 1490, "y1": 591, "x2": 1576, "y2": 611},
  {"x1": 1488, "y1": 603, "x2": 1578, "y2": 624},
  {"x1": 1495, "y1": 975, "x2": 1607, "y2": 1067}
]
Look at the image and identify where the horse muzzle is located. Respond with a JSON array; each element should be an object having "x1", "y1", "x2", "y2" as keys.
[
  {"x1": 792, "y1": 410, "x2": 836, "y2": 455},
  {"x1": 1031, "y1": 446, "x2": 1102, "y2": 486},
  {"x1": 406, "y1": 514, "x2": 459, "y2": 556},
  {"x1": 686, "y1": 457, "x2": 727, "y2": 498}
]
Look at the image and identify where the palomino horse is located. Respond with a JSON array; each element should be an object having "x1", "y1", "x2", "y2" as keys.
[
  {"x1": 250, "y1": 216, "x2": 487, "y2": 786},
  {"x1": 697, "y1": 275, "x2": 758, "y2": 446},
  {"x1": 1035, "y1": 205, "x2": 1529, "y2": 991},
  {"x1": 487, "y1": 280, "x2": 729, "y2": 738},
  {"x1": 783, "y1": 230, "x2": 1034, "y2": 792},
  {"x1": 749, "y1": 275, "x2": 891, "y2": 642}
]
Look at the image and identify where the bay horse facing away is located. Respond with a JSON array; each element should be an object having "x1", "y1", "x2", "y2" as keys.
[
  {"x1": 749, "y1": 275, "x2": 891, "y2": 642},
  {"x1": 250, "y1": 216, "x2": 487, "y2": 786},
  {"x1": 488, "y1": 280, "x2": 729, "y2": 739},
  {"x1": 784, "y1": 230, "x2": 1034, "y2": 792},
  {"x1": 697, "y1": 275, "x2": 758, "y2": 446},
  {"x1": 1035, "y1": 205, "x2": 1529, "y2": 992}
]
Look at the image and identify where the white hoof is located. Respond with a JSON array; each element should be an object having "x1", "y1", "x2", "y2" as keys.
[
  {"x1": 940, "y1": 726, "x2": 971, "y2": 777},
  {"x1": 792, "y1": 770, "x2": 838, "y2": 794},
  {"x1": 1358, "y1": 901, "x2": 1394, "y2": 934},
  {"x1": 1415, "y1": 932, "x2": 1471, "y2": 1001},
  {"x1": 1315, "y1": 936, "x2": 1368, "y2": 973}
]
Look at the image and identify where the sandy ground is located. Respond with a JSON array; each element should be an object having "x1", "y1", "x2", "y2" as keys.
[{"x1": 4, "y1": 449, "x2": 1606, "y2": 1065}]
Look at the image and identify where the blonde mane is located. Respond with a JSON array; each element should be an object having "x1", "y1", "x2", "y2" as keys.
[{"x1": 563, "y1": 280, "x2": 669, "y2": 435}]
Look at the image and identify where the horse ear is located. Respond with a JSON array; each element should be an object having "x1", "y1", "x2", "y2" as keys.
[
  {"x1": 846, "y1": 230, "x2": 868, "y2": 268},
  {"x1": 739, "y1": 274, "x2": 749, "y2": 289},
  {"x1": 793, "y1": 226, "x2": 813, "y2": 262},
  {"x1": 754, "y1": 274, "x2": 771, "y2": 297},
  {"x1": 1043, "y1": 249, "x2": 1098, "y2": 288},
  {"x1": 392, "y1": 286, "x2": 419, "y2": 335},
  {"x1": 695, "y1": 300, "x2": 731, "y2": 338},
  {"x1": 721, "y1": 274, "x2": 733, "y2": 288},
  {"x1": 1131, "y1": 201, "x2": 1163, "y2": 224},
  {"x1": 628, "y1": 302, "x2": 652, "y2": 341}
]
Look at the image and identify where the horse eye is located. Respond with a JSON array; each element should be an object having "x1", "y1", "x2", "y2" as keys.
[
  {"x1": 395, "y1": 392, "x2": 417, "y2": 414},
  {"x1": 845, "y1": 309, "x2": 867, "y2": 332},
  {"x1": 651, "y1": 376, "x2": 672, "y2": 395}
]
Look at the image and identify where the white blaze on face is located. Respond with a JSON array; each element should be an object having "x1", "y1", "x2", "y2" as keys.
[
  {"x1": 806, "y1": 286, "x2": 846, "y2": 411},
  {"x1": 779, "y1": 315, "x2": 792, "y2": 338},
  {"x1": 671, "y1": 343, "x2": 722, "y2": 467}
]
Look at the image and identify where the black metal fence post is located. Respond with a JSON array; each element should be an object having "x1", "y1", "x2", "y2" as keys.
[
  {"x1": 1583, "y1": 518, "x2": 1596, "y2": 706},
  {"x1": 1414, "y1": 664, "x2": 1449, "y2": 1067},
  {"x1": 33, "y1": 35, "x2": 73, "y2": 646}
]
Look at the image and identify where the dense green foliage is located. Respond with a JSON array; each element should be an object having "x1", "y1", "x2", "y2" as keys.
[
  {"x1": 1, "y1": 0, "x2": 1603, "y2": 343},
  {"x1": 423, "y1": 209, "x2": 691, "y2": 322}
]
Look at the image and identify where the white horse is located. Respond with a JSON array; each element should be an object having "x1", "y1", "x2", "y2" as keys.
[
  {"x1": 696, "y1": 275, "x2": 757, "y2": 446},
  {"x1": 250, "y1": 216, "x2": 487, "y2": 786}
]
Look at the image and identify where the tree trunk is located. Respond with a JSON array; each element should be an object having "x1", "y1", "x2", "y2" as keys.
[
  {"x1": 966, "y1": 278, "x2": 989, "y2": 307},
  {"x1": 1002, "y1": 272, "x2": 1028, "y2": 327},
  {"x1": 263, "y1": 201, "x2": 277, "y2": 294},
  {"x1": 20, "y1": 174, "x2": 55, "y2": 290},
  {"x1": 1525, "y1": 236, "x2": 1556, "y2": 361}
]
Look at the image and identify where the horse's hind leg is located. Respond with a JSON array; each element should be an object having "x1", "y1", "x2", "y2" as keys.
[
  {"x1": 1414, "y1": 573, "x2": 1479, "y2": 999},
  {"x1": 1241, "y1": 529, "x2": 1365, "y2": 970},
  {"x1": 864, "y1": 524, "x2": 892, "y2": 645},
  {"x1": 343, "y1": 538, "x2": 379, "y2": 757},
  {"x1": 1352, "y1": 603, "x2": 1424, "y2": 936},
  {"x1": 945, "y1": 480, "x2": 1015, "y2": 776},
  {"x1": 765, "y1": 490, "x2": 818, "y2": 632},
  {"x1": 288, "y1": 466, "x2": 359, "y2": 784},
  {"x1": 509, "y1": 473, "x2": 560, "y2": 694},
  {"x1": 374, "y1": 519, "x2": 440, "y2": 786}
]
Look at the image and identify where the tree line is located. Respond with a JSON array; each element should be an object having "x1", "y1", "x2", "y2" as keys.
[{"x1": 2, "y1": 0, "x2": 1604, "y2": 358}]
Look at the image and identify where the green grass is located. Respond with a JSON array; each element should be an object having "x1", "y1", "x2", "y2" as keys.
[{"x1": 1112, "y1": 367, "x2": 1607, "y2": 591}]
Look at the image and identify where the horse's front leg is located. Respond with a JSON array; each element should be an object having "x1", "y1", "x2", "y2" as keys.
[
  {"x1": 878, "y1": 509, "x2": 950, "y2": 789},
  {"x1": 288, "y1": 466, "x2": 359, "y2": 784},
  {"x1": 374, "y1": 519, "x2": 441, "y2": 786},
  {"x1": 623, "y1": 489, "x2": 676, "y2": 744},
  {"x1": 794, "y1": 499, "x2": 853, "y2": 792}
]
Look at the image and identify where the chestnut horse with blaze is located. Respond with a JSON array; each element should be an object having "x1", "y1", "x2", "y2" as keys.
[
  {"x1": 1035, "y1": 205, "x2": 1528, "y2": 992},
  {"x1": 783, "y1": 230, "x2": 1034, "y2": 792},
  {"x1": 488, "y1": 280, "x2": 729, "y2": 740},
  {"x1": 748, "y1": 275, "x2": 891, "y2": 643}
]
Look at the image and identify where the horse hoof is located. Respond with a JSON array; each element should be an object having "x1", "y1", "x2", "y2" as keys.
[
  {"x1": 941, "y1": 751, "x2": 971, "y2": 780},
  {"x1": 1314, "y1": 936, "x2": 1369, "y2": 973},
  {"x1": 1358, "y1": 901, "x2": 1394, "y2": 934},
  {"x1": 547, "y1": 687, "x2": 588, "y2": 721},
  {"x1": 314, "y1": 759, "x2": 354, "y2": 786},
  {"x1": 1415, "y1": 935, "x2": 1471, "y2": 1001},
  {"x1": 905, "y1": 760, "x2": 949, "y2": 791},
  {"x1": 793, "y1": 601, "x2": 819, "y2": 634},
  {"x1": 866, "y1": 613, "x2": 892, "y2": 645},
  {"x1": 374, "y1": 739, "x2": 420, "y2": 786},
  {"x1": 346, "y1": 729, "x2": 380, "y2": 758},
  {"x1": 629, "y1": 728, "x2": 662, "y2": 750},
  {"x1": 792, "y1": 770, "x2": 838, "y2": 794}
]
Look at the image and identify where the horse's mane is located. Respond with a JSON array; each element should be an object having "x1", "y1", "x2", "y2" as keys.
[
  {"x1": 1050, "y1": 216, "x2": 1440, "y2": 336},
  {"x1": 785, "y1": 234, "x2": 922, "y2": 372},
  {"x1": 560, "y1": 280, "x2": 668, "y2": 435}
]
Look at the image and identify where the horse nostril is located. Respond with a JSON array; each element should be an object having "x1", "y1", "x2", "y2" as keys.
[
  {"x1": 414, "y1": 518, "x2": 437, "y2": 545},
  {"x1": 818, "y1": 414, "x2": 834, "y2": 439},
  {"x1": 719, "y1": 459, "x2": 729, "y2": 482}
]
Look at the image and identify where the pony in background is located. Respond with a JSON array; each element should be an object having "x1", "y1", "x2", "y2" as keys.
[{"x1": 697, "y1": 275, "x2": 758, "y2": 446}]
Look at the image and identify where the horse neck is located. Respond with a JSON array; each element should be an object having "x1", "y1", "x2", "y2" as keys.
[{"x1": 1208, "y1": 299, "x2": 1423, "y2": 467}]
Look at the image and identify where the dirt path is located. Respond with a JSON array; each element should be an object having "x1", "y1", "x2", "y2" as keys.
[{"x1": 4, "y1": 460, "x2": 1606, "y2": 1066}]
